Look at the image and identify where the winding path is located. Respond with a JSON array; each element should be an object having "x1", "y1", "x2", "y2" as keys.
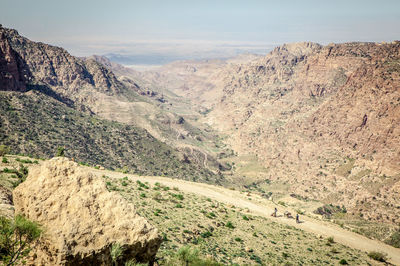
[{"x1": 94, "y1": 169, "x2": 400, "y2": 265}]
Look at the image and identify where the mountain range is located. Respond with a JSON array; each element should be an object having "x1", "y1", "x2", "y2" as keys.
[{"x1": 1, "y1": 25, "x2": 399, "y2": 238}]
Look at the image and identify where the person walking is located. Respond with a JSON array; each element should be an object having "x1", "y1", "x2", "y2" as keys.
[{"x1": 296, "y1": 213, "x2": 300, "y2": 223}]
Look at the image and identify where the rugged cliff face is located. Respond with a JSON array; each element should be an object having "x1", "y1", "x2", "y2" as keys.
[
  {"x1": 160, "y1": 41, "x2": 400, "y2": 224},
  {"x1": 0, "y1": 26, "x2": 123, "y2": 97},
  {"x1": 0, "y1": 28, "x2": 28, "y2": 91}
]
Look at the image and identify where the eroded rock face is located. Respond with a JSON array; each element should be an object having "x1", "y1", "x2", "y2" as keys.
[
  {"x1": 13, "y1": 157, "x2": 161, "y2": 265},
  {"x1": 0, "y1": 185, "x2": 13, "y2": 218}
]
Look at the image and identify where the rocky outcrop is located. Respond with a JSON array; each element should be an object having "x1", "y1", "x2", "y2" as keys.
[
  {"x1": 0, "y1": 28, "x2": 28, "y2": 91},
  {"x1": 13, "y1": 157, "x2": 162, "y2": 265},
  {"x1": 0, "y1": 25, "x2": 123, "y2": 99}
]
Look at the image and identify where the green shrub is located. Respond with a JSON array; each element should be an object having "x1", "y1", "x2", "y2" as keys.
[
  {"x1": 225, "y1": 221, "x2": 235, "y2": 229},
  {"x1": 55, "y1": 146, "x2": 65, "y2": 157},
  {"x1": 367, "y1": 251, "x2": 387, "y2": 262},
  {"x1": 327, "y1": 236, "x2": 335, "y2": 244},
  {"x1": 175, "y1": 203, "x2": 183, "y2": 208},
  {"x1": 208, "y1": 212, "x2": 216, "y2": 218},
  {"x1": 171, "y1": 193, "x2": 184, "y2": 201},
  {"x1": 0, "y1": 215, "x2": 42, "y2": 265},
  {"x1": 201, "y1": 231, "x2": 212, "y2": 238},
  {"x1": 242, "y1": 215, "x2": 249, "y2": 221},
  {"x1": 110, "y1": 243, "x2": 124, "y2": 265},
  {"x1": 136, "y1": 180, "x2": 149, "y2": 189},
  {"x1": 339, "y1": 259, "x2": 348, "y2": 265},
  {"x1": 234, "y1": 237, "x2": 242, "y2": 242},
  {"x1": 2, "y1": 157, "x2": 8, "y2": 163},
  {"x1": 0, "y1": 145, "x2": 10, "y2": 156}
]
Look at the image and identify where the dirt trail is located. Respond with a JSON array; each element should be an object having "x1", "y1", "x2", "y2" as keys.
[{"x1": 95, "y1": 169, "x2": 400, "y2": 265}]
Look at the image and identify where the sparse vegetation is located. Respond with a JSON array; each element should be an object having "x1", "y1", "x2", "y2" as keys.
[
  {"x1": 0, "y1": 145, "x2": 10, "y2": 157},
  {"x1": 0, "y1": 215, "x2": 42, "y2": 265},
  {"x1": 367, "y1": 251, "x2": 387, "y2": 262},
  {"x1": 110, "y1": 243, "x2": 124, "y2": 266},
  {"x1": 0, "y1": 92, "x2": 217, "y2": 182},
  {"x1": 385, "y1": 229, "x2": 400, "y2": 248}
]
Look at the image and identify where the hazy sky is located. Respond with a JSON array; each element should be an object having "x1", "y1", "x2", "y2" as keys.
[{"x1": 1, "y1": 0, "x2": 399, "y2": 62}]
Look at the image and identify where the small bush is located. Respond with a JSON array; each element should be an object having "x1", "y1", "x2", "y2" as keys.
[
  {"x1": 367, "y1": 251, "x2": 387, "y2": 262},
  {"x1": 201, "y1": 231, "x2": 212, "y2": 238},
  {"x1": 208, "y1": 212, "x2": 216, "y2": 218},
  {"x1": 0, "y1": 215, "x2": 42, "y2": 265},
  {"x1": 55, "y1": 146, "x2": 65, "y2": 157},
  {"x1": 110, "y1": 243, "x2": 124, "y2": 265},
  {"x1": 234, "y1": 237, "x2": 242, "y2": 242},
  {"x1": 136, "y1": 180, "x2": 149, "y2": 189},
  {"x1": 0, "y1": 145, "x2": 10, "y2": 156},
  {"x1": 225, "y1": 221, "x2": 235, "y2": 229},
  {"x1": 339, "y1": 259, "x2": 348, "y2": 265},
  {"x1": 242, "y1": 215, "x2": 249, "y2": 221},
  {"x1": 2, "y1": 157, "x2": 8, "y2": 163},
  {"x1": 327, "y1": 236, "x2": 335, "y2": 244},
  {"x1": 175, "y1": 203, "x2": 183, "y2": 208},
  {"x1": 171, "y1": 193, "x2": 184, "y2": 201}
]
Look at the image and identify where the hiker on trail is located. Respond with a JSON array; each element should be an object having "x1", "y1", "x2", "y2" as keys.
[
  {"x1": 296, "y1": 213, "x2": 300, "y2": 223},
  {"x1": 273, "y1": 207, "x2": 277, "y2": 217}
]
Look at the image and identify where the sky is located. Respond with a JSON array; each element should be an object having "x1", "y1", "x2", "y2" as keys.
[{"x1": 1, "y1": 0, "x2": 400, "y2": 65}]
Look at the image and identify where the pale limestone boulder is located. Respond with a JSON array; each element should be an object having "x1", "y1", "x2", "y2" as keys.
[{"x1": 13, "y1": 157, "x2": 161, "y2": 265}]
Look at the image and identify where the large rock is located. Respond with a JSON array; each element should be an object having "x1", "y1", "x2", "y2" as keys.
[{"x1": 13, "y1": 157, "x2": 161, "y2": 265}]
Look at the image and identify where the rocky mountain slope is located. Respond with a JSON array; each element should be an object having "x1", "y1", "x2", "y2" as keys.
[
  {"x1": 0, "y1": 25, "x2": 227, "y2": 182},
  {"x1": 157, "y1": 42, "x2": 400, "y2": 226}
]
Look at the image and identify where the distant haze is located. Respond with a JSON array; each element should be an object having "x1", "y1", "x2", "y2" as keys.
[
  {"x1": 103, "y1": 40, "x2": 274, "y2": 66},
  {"x1": 1, "y1": 0, "x2": 399, "y2": 65}
]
